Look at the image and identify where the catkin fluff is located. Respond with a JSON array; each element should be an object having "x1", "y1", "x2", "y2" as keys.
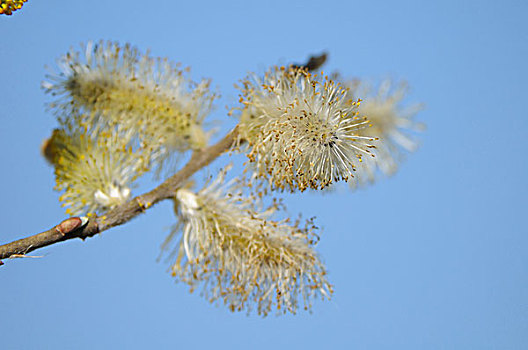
[
  {"x1": 43, "y1": 40, "x2": 215, "y2": 161},
  {"x1": 237, "y1": 66, "x2": 377, "y2": 192},
  {"x1": 43, "y1": 127, "x2": 149, "y2": 215},
  {"x1": 344, "y1": 79, "x2": 425, "y2": 186},
  {"x1": 162, "y1": 171, "x2": 332, "y2": 316}
]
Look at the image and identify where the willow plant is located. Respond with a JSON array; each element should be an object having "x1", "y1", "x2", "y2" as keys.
[{"x1": 0, "y1": 40, "x2": 424, "y2": 316}]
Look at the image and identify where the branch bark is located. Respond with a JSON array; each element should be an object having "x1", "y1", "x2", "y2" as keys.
[{"x1": 0, "y1": 127, "x2": 238, "y2": 262}]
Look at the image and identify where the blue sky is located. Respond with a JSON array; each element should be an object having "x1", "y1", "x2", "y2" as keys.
[{"x1": 1, "y1": 0, "x2": 527, "y2": 349}]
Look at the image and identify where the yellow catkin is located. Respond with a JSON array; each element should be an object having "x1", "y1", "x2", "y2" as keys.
[
  {"x1": 343, "y1": 79, "x2": 425, "y2": 187},
  {"x1": 0, "y1": 0, "x2": 27, "y2": 15},
  {"x1": 44, "y1": 125, "x2": 150, "y2": 215},
  {"x1": 161, "y1": 169, "x2": 332, "y2": 316},
  {"x1": 43, "y1": 41, "x2": 216, "y2": 173},
  {"x1": 236, "y1": 66, "x2": 377, "y2": 192}
]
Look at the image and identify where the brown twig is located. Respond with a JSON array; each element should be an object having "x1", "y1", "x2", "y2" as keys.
[
  {"x1": 292, "y1": 52, "x2": 328, "y2": 72},
  {"x1": 0, "y1": 127, "x2": 238, "y2": 262}
]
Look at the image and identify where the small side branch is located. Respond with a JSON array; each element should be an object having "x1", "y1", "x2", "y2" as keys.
[
  {"x1": 292, "y1": 52, "x2": 328, "y2": 72},
  {"x1": 0, "y1": 127, "x2": 238, "y2": 261}
]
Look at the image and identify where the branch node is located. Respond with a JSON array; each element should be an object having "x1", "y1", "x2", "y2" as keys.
[
  {"x1": 136, "y1": 196, "x2": 151, "y2": 211},
  {"x1": 55, "y1": 217, "x2": 88, "y2": 236}
]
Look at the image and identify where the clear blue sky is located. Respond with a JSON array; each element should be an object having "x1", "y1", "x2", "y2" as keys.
[{"x1": 1, "y1": 0, "x2": 527, "y2": 348}]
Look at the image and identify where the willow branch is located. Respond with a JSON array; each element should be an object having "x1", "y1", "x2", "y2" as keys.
[
  {"x1": 0, "y1": 52, "x2": 325, "y2": 264},
  {"x1": 0, "y1": 127, "x2": 238, "y2": 262}
]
